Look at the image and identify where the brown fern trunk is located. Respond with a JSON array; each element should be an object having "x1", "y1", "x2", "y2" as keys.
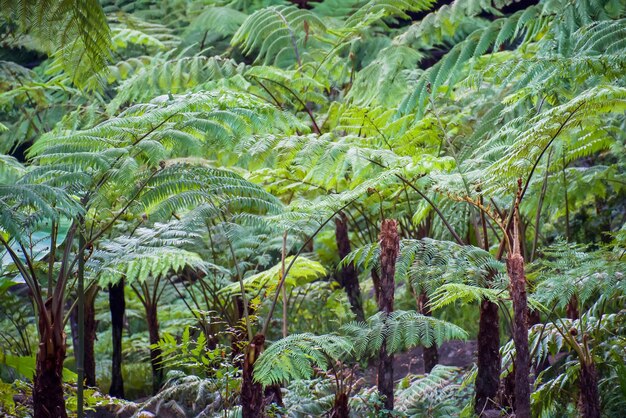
[
  {"x1": 507, "y1": 252, "x2": 530, "y2": 418},
  {"x1": 335, "y1": 212, "x2": 365, "y2": 322},
  {"x1": 377, "y1": 219, "x2": 398, "y2": 412},
  {"x1": 567, "y1": 295, "x2": 579, "y2": 319},
  {"x1": 33, "y1": 320, "x2": 68, "y2": 418},
  {"x1": 475, "y1": 299, "x2": 501, "y2": 415},
  {"x1": 84, "y1": 288, "x2": 97, "y2": 387},
  {"x1": 371, "y1": 268, "x2": 381, "y2": 304},
  {"x1": 418, "y1": 292, "x2": 439, "y2": 373},
  {"x1": 528, "y1": 308, "x2": 541, "y2": 326},
  {"x1": 109, "y1": 280, "x2": 125, "y2": 398},
  {"x1": 331, "y1": 392, "x2": 349, "y2": 417},
  {"x1": 241, "y1": 334, "x2": 265, "y2": 418},
  {"x1": 146, "y1": 303, "x2": 163, "y2": 394},
  {"x1": 579, "y1": 359, "x2": 601, "y2": 418}
]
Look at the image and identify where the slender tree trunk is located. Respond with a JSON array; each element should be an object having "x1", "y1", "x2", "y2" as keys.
[
  {"x1": 475, "y1": 299, "x2": 501, "y2": 415},
  {"x1": 378, "y1": 219, "x2": 399, "y2": 412},
  {"x1": 418, "y1": 292, "x2": 439, "y2": 373},
  {"x1": 335, "y1": 212, "x2": 365, "y2": 322},
  {"x1": 33, "y1": 320, "x2": 68, "y2": 418},
  {"x1": 579, "y1": 359, "x2": 601, "y2": 418},
  {"x1": 109, "y1": 279, "x2": 125, "y2": 398},
  {"x1": 507, "y1": 208, "x2": 531, "y2": 418},
  {"x1": 84, "y1": 288, "x2": 98, "y2": 387},
  {"x1": 241, "y1": 334, "x2": 265, "y2": 418},
  {"x1": 146, "y1": 303, "x2": 163, "y2": 394}
]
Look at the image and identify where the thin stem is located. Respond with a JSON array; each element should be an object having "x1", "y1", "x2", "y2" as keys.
[
  {"x1": 531, "y1": 148, "x2": 553, "y2": 261},
  {"x1": 262, "y1": 199, "x2": 356, "y2": 336},
  {"x1": 281, "y1": 231, "x2": 288, "y2": 338},
  {"x1": 562, "y1": 149, "x2": 571, "y2": 242},
  {"x1": 76, "y1": 229, "x2": 86, "y2": 418}
]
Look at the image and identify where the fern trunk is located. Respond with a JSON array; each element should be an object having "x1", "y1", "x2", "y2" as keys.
[
  {"x1": 146, "y1": 303, "x2": 163, "y2": 394},
  {"x1": 507, "y1": 251, "x2": 531, "y2": 418},
  {"x1": 567, "y1": 295, "x2": 579, "y2": 319},
  {"x1": 241, "y1": 334, "x2": 265, "y2": 418},
  {"x1": 579, "y1": 359, "x2": 601, "y2": 418},
  {"x1": 331, "y1": 392, "x2": 349, "y2": 417},
  {"x1": 371, "y1": 268, "x2": 381, "y2": 304},
  {"x1": 70, "y1": 292, "x2": 96, "y2": 386},
  {"x1": 109, "y1": 279, "x2": 125, "y2": 398},
  {"x1": 475, "y1": 299, "x2": 501, "y2": 415},
  {"x1": 377, "y1": 219, "x2": 398, "y2": 412},
  {"x1": 418, "y1": 292, "x2": 439, "y2": 373},
  {"x1": 33, "y1": 316, "x2": 68, "y2": 418},
  {"x1": 335, "y1": 212, "x2": 365, "y2": 322},
  {"x1": 84, "y1": 287, "x2": 97, "y2": 387}
]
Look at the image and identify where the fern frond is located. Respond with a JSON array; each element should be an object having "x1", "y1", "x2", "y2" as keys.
[
  {"x1": 1, "y1": 0, "x2": 113, "y2": 89},
  {"x1": 254, "y1": 333, "x2": 353, "y2": 386},
  {"x1": 231, "y1": 5, "x2": 326, "y2": 67},
  {"x1": 341, "y1": 310, "x2": 467, "y2": 357},
  {"x1": 219, "y1": 255, "x2": 326, "y2": 297}
]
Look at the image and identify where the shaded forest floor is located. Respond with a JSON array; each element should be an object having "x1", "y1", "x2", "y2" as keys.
[{"x1": 362, "y1": 340, "x2": 477, "y2": 385}]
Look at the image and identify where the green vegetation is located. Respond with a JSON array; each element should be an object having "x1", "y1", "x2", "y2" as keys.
[{"x1": 0, "y1": 0, "x2": 625, "y2": 417}]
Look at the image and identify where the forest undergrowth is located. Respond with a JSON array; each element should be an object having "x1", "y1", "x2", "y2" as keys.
[{"x1": 0, "y1": 0, "x2": 625, "y2": 417}]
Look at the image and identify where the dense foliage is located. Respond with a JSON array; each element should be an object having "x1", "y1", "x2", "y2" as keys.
[{"x1": 0, "y1": 0, "x2": 625, "y2": 417}]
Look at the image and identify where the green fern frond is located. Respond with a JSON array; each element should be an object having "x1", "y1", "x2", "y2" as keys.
[
  {"x1": 344, "y1": 0, "x2": 437, "y2": 29},
  {"x1": 219, "y1": 255, "x2": 326, "y2": 297},
  {"x1": 231, "y1": 5, "x2": 326, "y2": 67},
  {"x1": 109, "y1": 55, "x2": 246, "y2": 112},
  {"x1": 396, "y1": 365, "x2": 463, "y2": 417},
  {"x1": 253, "y1": 333, "x2": 353, "y2": 386},
  {"x1": 140, "y1": 162, "x2": 283, "y2": 220},
  {"x1": 0, "y1": 182, "x2": 82, "y2": 240},
  {"x1": 1, "y1": 0, "x2": 113, "y2": 89},
  {"x1": 92, "y1": 221, "x2": 215, "y2": 285},
  {"x1": 186, "y1": 6, "x2": 248, "y2": 38},
  {"x1": 341, "y1": 310, "x2": 467, "y2": 357}
]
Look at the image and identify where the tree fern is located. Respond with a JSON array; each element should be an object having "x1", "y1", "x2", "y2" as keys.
[{"x1": 108, "y1": 55, "x2": 246, "y2": 112}]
